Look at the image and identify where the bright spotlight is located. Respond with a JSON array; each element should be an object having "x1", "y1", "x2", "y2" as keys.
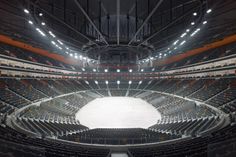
[
  {"x1": 181, "y1": 32, "x2": 187, "y2": 38},
  {"x1": 36, "y1": 28, "x2": 46, "y2": 36},
  {"x1": 49, "y1": 31, "x2": 56, "y2": 38},
  {"x1": 93, "y1": 69, "x2": 96, "y2": 72},
  {"x1": 207, "y1": 9, "x2": 212, "y2": 14},
  {"x1": 203, "y1": 21, "x2": 207, "y2": 25},
  {"x1": 190, "y1": 28, "x2": 201, "y2": 37},
  {"x1": 104, "y1": 69, "x2": 108, "y2": 72},
  {"x1": 141, "y1": 69, "x2": 144, "y2": 72},
  {"x1": 129, "y1": 69, "x2": 133, "y2": 72},
  {"x1": 82, "y1": 68, "x2": 85, "y2": 71},
  {"x1": 105, "y1": 80, "x2": 109, "y2": 85},
  {"x1": 193, "y1": 12, "x2": 197, "y2": 16},
  {"x1": 51, "y1": 41, "x2": 56, "y2": 45},
  {"x1": 152, "y1": 68, "x2": 155, "y2": 71},
  {"x1": 57, "y1": 40, "x2": 64, "y2": 45},
  {"x1": 191, "y1": 22, "x2": 195, "y2": 25},
  {"x1": 28, "y1": 20, "x2": 33, "y2": 25},
  {"x1": 117, "y1": 80, "x2": 120, "y2": 85},
  {"x1": 39, "y1": 13, "x2": 43, "y2": 16},
  {"x1": 85, "y1": 81, "x2": 89, "y2": 84},
  {"x1": 95, "y1": 80, "x2": 98, "y2": 84},
  {"x1": 24, "y1": 9, "x2": 29, "y2": 14},
  {"x1": 173, "y1": 40, "x2": 179, "y2": 45},
  {"x1": 117, "y1": 69, "x2": 120, "y2": 72},
  {"x1": 139, "y1": 81, "x2": 142, "y2": 84},
  {"x1": 41, "y1": 22, "x2": 46, "y2": 26},
  {"x1": 180, "y1": 40, "x2": 186, "y2": 46},
  {"x1": 128, "y1": 80, "x2": 132, "y2": 85}
]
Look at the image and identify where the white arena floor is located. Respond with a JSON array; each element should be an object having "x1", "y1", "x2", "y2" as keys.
[{"x1": 76, "y1": 97, "x2": 161, "y2": 129}]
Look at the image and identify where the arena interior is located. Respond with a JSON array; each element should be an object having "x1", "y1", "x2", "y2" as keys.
[{"x1": 0, "y1": 0, "x2": 236, "y2": 157}]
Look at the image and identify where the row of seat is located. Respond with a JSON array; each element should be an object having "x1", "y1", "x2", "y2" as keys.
[
  {"x1": 60, "y1": 128, "x2": 179, "y2": 145},
  {"x1": 0, "y1": 124, "x2": 109, "y2": 157},
  {"x1": 129, "y1": 123, "x2": 236, "y2": 157},
  {"x1": 17, "y1": 118, "x2": 88, "y2": 137},
  {"x1": 149, "y1": 116, "x2": 219, "y2": 136}
]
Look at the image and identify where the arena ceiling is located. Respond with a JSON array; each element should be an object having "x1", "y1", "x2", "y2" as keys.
[{"x1": 0, "y1": 0, "x2": 236, "y2": 62}]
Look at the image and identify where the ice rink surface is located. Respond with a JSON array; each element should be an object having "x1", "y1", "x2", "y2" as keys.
[{"x1": 76, "y1": 97, "x2": 161, "y2": 129}]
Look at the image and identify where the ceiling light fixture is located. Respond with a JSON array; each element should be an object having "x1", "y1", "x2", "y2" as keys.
[
  {"x1": 180, "y1": 40, "x2": 186, "y2": 46},
  {"x1": 28, "y1": 20, "x2": 33, "y2": 25},
  {"x1": 181, "y1": 32, "x2": 187, "y2": 38},
  {"x1": 51, "y1": 41, "x2": 56, "y2": 45},
  {"x1": 36, "y1": 28, "x2": 46, "y2": 36},
  {"x1": 24, "y1": 9, "x2": 29, "y2": 14},
  {"x1": 173, "y1": 40, "x2": 179, "y2": 45},
  {"x1": 57, "y1": 40, "x2": 63, "y2": 45},
  {"x1": 207, "y1": 9, "x2": 212, "y2": 14},
  {"x1": 203, "y1": 21, "x2": 207, "y2": 25},
  {"x1": 190, "y1": 28, "x2": 201, "y2": 37},
  {"x1": 49, "y1": 31, "x2": 56, "y2": 38}
]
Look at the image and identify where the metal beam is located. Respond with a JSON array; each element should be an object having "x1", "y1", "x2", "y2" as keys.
[
  {"x1": 138, "y1": 4, "x2": 203, "y2": 47},
  {"x1": 128, "y1": 0, "x2": 164, "y2": 45},
  {"x1": 74, "y1": 0, "x2": 109, "y2": 45},
  {"x1": 28, "y1": 1, "x2": 98, "y2": 47},
  {"x1": 116, "y1": 0, "x2": 120, "y2": 45}
]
